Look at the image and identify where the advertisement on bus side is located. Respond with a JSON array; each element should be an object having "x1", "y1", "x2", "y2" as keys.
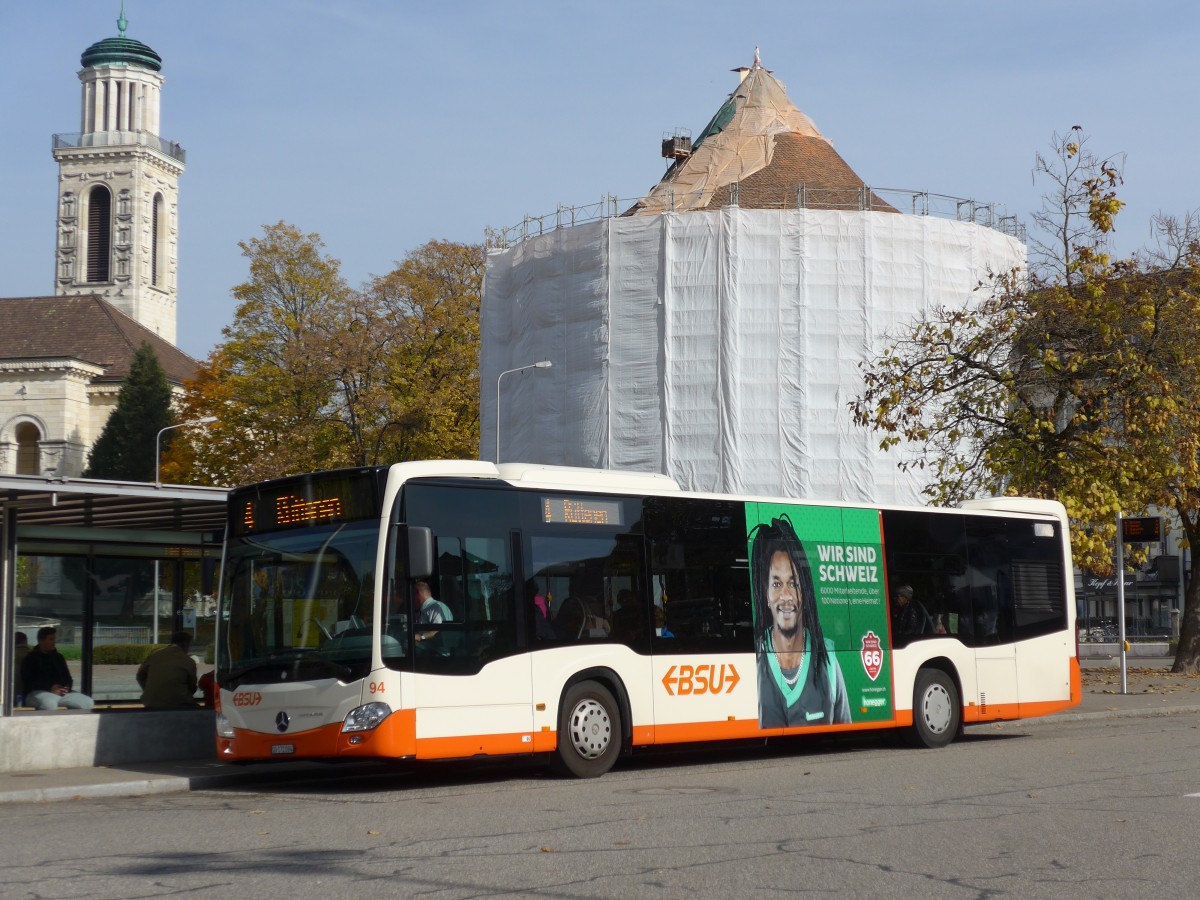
[{"x1": 748, "y1": 503, "x2": 892, "y2": 727}]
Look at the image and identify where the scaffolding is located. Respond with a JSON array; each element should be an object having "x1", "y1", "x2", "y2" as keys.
[{"x1": 485, "y1": 187, "x2": 1025, "y2": 250}]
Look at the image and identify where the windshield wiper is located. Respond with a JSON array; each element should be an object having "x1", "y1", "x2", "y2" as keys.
[{"x1": 223, "y1": 651, "x2": 350, "y2": 687}]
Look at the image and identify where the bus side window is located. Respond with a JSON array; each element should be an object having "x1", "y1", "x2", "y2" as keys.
[
  {"x1": 881, "y1": 509, "x2": 968, "y2": 648},
  {"x1": 645, "y1": 496, "x2": 751, "y2": 654},
  {"x1": 529, "y1": 533, "x2": 644, "y2": 648}
]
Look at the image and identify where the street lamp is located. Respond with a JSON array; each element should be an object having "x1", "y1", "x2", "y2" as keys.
[
  {"x1": 155, "y1": 416, "x2": 217, "y2": 487},
  {"x1": 495, "y1": 361, "x2": 552, "y2": 463}
]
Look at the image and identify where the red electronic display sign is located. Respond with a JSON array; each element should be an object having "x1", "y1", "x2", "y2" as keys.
[{"x1": 1121, "y1": 516, "x2": 1161, "y2": 543}]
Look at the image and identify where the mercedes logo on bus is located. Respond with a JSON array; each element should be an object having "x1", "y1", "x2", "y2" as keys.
[{"x1": 275, "y1": 711, "x2": 290, "y2": 733}]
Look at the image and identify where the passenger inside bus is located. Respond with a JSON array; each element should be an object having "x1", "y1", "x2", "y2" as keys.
[
  {"x1": 532, "y1": 592, "x2": 556, "y2": 641},
  {"x1": 552, "y1": 595, "x2": 609, "y2": 641},
  {"x1": 891, "y1": 584, "x2": 933, "y2": 640},
  {"x1": 610, "y1": 589, "x2": 643, "y2": 642}
]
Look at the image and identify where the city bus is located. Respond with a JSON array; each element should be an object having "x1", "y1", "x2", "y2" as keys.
[{"x1": 213, "y1": 460, "x2": 1080, "y2": 777}]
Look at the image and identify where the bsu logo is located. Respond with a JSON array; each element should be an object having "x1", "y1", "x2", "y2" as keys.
[
  {"x1": 661, "y1": 664, "x2": 740, "y2": 696},
  {"x1": 860, "y1": 631, "x2": 883, "y2": 681}
]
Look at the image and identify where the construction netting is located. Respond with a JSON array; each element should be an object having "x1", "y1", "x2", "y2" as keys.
[{"x1": 480, "y1": 207, "x2": 1025, "y2": 505}]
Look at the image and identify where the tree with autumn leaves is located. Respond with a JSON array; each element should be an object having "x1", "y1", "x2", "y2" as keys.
[
  {"x1": 159, "y1": 222, "x2": 484, "y2": 486},
  {"x1": 851, "y1": 129, "x2": 1200, "y2": 673}
]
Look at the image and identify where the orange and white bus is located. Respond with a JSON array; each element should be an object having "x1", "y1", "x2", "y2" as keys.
[{"x1": 213, "y1": 461, "x2": 1080, "y2": 777}]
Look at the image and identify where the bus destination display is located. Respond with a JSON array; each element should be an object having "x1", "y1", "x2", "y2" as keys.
[
  {"x1": 542, "y1": 495, "x2": 625, "y2": 526},
  {"x1": 232, "y1": 472, "x2": 381, "y2": 534}
]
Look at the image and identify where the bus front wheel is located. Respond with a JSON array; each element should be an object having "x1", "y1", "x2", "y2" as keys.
[
  {"x1": 552, "y1": 681, "x2": 620, "y2": 778},
  {"x1": 907, "y1": 668, "x2": 961, "y2": 749}
]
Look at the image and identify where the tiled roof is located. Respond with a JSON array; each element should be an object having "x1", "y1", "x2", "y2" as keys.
[
  {"x1": 704, "y1": 133, "x2": 897, "y2": 212},
  {"x1": 0, "y1": 295, "x2": 197, "y2": 384}
]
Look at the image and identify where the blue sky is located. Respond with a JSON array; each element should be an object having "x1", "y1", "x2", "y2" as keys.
[{"x1": 4, "y1": 1, "x2": 1198, "y2": 359}]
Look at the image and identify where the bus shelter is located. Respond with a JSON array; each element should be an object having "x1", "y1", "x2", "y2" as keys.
[{"x1": 1, "y1": 474, "x2": 227, "y2": 718}]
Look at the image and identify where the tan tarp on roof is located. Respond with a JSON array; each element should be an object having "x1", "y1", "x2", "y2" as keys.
[{"x1": 627, "y1": 63, "x2": 895, "y2": 215}]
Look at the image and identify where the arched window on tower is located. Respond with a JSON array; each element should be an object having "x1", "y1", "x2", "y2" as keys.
[
  {"x1": 151, "y1": 192, "x2": 166, "y2": 287},
  {"x1": 15, "y1": 422, "x2": 41, "y2": 475},
  {"x1": 85, "y1": 184, "x2": 112, "y2": 283}
]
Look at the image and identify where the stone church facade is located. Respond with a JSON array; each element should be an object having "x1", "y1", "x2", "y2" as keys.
[{"x1": 0, "y1": 12, "x2": 194, "y2": 478}]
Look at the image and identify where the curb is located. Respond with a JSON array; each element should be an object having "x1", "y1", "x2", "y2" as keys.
[
  {"x1": 0, "y1": 759, "x2": 398, "y2": 805},
  {"x1": 1013, "y1": 704, "x2": 1200, "y2": 726},
  {"x1": 1, "y1": 776, "x2": 193, "y2": 804}
]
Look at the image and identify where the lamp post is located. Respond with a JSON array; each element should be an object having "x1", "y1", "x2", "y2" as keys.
[
  {"x1": 495, "y1": 361, "x2": 552, "y2": 463},
  {"x1": 155, "y1": 416, "x2": 217, "y2": 487}
]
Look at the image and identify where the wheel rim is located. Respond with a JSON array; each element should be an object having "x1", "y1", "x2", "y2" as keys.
[
  {"x1": 921, "y1": 682, "x2": 953, "y2": 735},
  {"x1": 567, "y1": 698, "x2": 612, "y2": 759}
]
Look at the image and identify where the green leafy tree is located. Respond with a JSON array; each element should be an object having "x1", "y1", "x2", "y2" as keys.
[
  {"x1": 358, "y1": 238, "x2": 484, "y2": 461},
  {"x1": 84, "y1": 342, "x2": 175, "y2": 481},
  {"x1": 162, "y1": 228, "x2": 484, "y2": 486},
  {"x1": 163, "y1": 221, "x2": 351, "y2": 485},
  {"x1": 851, "y1": 130, "x2": 1200, "y2": 674}
]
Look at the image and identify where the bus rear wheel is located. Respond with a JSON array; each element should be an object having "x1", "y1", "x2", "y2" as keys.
[
  {"x1": 907, "y1": 668, "x2": 961, "y2": 749},
  {"x1": 552, "y1": 681, "x2": 620, "y2": 778}
]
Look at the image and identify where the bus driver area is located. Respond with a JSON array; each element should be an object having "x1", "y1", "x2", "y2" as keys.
[{"x1": 213, "y1": 461, "x2": 1078, "y2": 777}]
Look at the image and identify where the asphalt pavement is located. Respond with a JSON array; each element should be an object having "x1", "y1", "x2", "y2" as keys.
[{"x1": 3, "y1": 658, "x2": 1197, "y2": 805}]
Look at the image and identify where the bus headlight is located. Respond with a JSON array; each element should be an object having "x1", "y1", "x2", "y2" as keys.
[
  {"x1": 215, "y1": 712, "x2": 236, "y2": 739},
  {"x1": 342, "y1": 702, "x2": 392, "y2": 733}
]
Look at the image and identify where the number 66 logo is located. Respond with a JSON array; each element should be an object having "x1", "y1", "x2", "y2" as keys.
[{"x1": 860, "y1": 631, "x2": 883, "y2": 681}]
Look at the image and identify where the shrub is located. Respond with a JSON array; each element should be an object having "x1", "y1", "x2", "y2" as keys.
[{"x1": 92, "y1": 643, "x2": 167, "y2": 665}]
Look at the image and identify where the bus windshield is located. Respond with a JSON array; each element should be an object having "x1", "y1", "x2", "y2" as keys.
[{"x1": 217, "y1": 520, "x2": 380, "y2": 689}]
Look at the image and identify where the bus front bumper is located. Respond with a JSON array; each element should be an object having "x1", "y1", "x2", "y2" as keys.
[{"x1": 216, "y1": 708, "x2": 417, "y2": 762}]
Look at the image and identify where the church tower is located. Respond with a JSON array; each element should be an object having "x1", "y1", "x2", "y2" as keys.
[{"x1": 51, "y1": 7, "x2": 184, "y2": 345}]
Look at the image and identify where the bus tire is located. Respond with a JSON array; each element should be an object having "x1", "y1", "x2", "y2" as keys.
[
  {"x1": 552, "y1": 681, "x2": 620, "y2": 778},
  {"x1": 907, "y1": 668, "x2": 960, "y2": 749}
]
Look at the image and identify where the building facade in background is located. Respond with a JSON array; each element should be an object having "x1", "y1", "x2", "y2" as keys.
[{"x1": 0, "y1": 12, "x2": 193, "y2": 478}]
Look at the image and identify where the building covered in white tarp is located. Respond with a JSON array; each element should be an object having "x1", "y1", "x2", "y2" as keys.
[{"x1": 480, "y1": 57, "x2": 1026, "y2": 505}]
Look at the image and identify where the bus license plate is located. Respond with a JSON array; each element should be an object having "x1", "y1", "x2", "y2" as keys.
[{"x1": 271, "y1": 744, "x2": 295, "y2": 755}]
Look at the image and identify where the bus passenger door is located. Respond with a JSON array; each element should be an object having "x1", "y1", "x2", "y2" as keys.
[
  {"x1": 973, "y1": 644, "x2": 1017, "y2": 721},
  {"x1": 399, "y1": 493, "x2": 534, "y2": 758}
]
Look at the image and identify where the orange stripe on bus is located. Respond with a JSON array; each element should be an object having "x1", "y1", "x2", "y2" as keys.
[
  {"x1": 415, "y1": 732, "x2": 535, "y2": 760},
  {"x1": 961, "y1": 698, "x2": 1074, "y2": 724},
  {"x1": 218, "y1": 709, "x2": 418, "y2": 762},
  {"x1": 962, "y1": 703, "x2": 1019, "y2": 724},
  {"x1": 220, "y1": 667, "x2": 1082, "y2": 763},
  {"x1": 648, "y1": 718, "x2": 893, "y2": 745}
]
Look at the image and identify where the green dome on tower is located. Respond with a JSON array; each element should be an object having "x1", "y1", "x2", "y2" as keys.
[{"x1": 80, "y1": 6, "x2": 162, "y2": 72}]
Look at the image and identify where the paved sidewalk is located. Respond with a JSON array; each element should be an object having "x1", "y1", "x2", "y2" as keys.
[
  {"x1": 1067, "y1": 661, "x2": 1200, "y2": 720},
  {"x1": 2, "y1": 661, "x2": 1197, "y2": 804},
  {"x1": 0, "y1": 755, "x2": 400, "y2": 805}
]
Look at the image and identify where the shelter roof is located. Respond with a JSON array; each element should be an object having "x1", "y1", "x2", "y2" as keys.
[
  {"x1": 0, "y1": 296, "x2": 197, "y2": 385},
  {"x1": 0, "y1": 474, "x2": 227, "y2": 535},
  {"x1": 627, "y1": 60, "x2": 895, "y2": 215}
]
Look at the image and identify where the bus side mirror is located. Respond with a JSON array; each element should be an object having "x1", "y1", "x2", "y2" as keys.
[{"x1": 407, "y1": 527, "x2": 433, "y2": 579}]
